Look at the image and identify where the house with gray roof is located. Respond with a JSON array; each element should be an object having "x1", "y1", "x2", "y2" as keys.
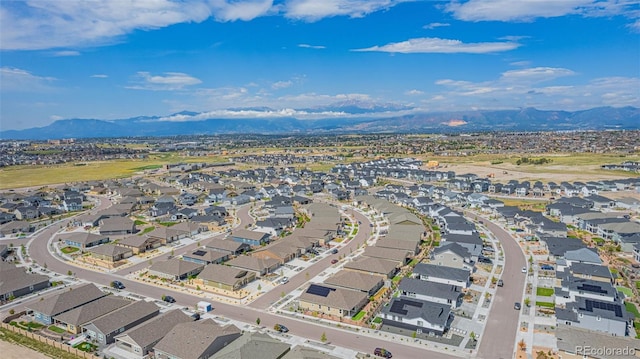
[
  {"x1": 87, "y1": 243, "x2": 133, "y2": 263},
  {"x1": 556, "y1": 296, "x2": 631, "y2": 336},
  {"x1": 398, "y1": 278, "x2": 463, "y2": 309},
  {"x1": 540, "y1": 236, "x2": 587, "y2": 259},
  {"x1": 211, "y1": 332, "x2": 290, "y2": 359},
  {"x1": 154, "y1": 319, "x2": 242, "y2": 359},
  {"x1": 413, "y1": 263, "x2": 470, "y2": 288},
  {"x1": 375, "y1": 237, "x2": 420, "y2": 256},
  {"x1": 99, "y1": 216, "x2": 136, "y2": 236},
  {"x1": 197, "y1": 264, "x2": 255, "y2": 291},
  {"x1": 0, "y1": 262, "x2": 50, "y2": 302},
  {"x1": 53, "y1": 295, "x2": 131, "y2": 334},
  {"x1": 380, "y1": 296, "x2": 453, "y2": 336},
  {"x1": 566, "y1": 263, "x2": 612, "y2": 283},
  {"x1": 430, "y1": 242, "x2": 473, "y2": 270},
  {"x1": 148, "y1": 258, "x2": 204, "y2": 281},
  {"x1": 556, "y1": 324, "x2": 640, "y2": 359},
  {"x1": 556, "y1": 277, "x2": 619, "y2": 306},
  {"x1": 226, "y1": 255, "x2": 280, "y2": 277},
  {"x1": 324, "y1": 270, "x2": 384, "y2": 296},
  {"x1": 281, "y1": 346, "x2": 342, "y2": 359},
  {"x1": 114, "y1": 309, "x2": 193, "y2": 358},
  {"x1": 83, "y1": 300, "x2": 160, "y2": 345},
  {"x1": 363, "y1": 246, "x2": 410, "y2": 264},
  {"x1": 564, "y1": 247, "x2": 602, "y2": 266},
  {"x1": 205, "y1": 238, "x2": 251, "y2": 255},
  {"x1": 183, "y1": 249, "x2": 229, "y2": 265},
  {"x1": 27, "y1": 283, "x2": 106, "y2": 325},
  {"x1": 60, "y1": 232, "x2": 110, "y2": 250}
]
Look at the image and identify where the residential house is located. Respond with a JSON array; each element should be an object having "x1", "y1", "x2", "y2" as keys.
[
  {"x1": 226, "y1": 255, "x2": 280, "y2": 277},
  {"x1": 380, "y1": 296, "x2": 453, "y2": 336},
  {"x1": 114, "y1": 309, "x2": 193, "y2": 358},
  {"x1": 566, "y1": 263, "x2": 612, "y2": 284},
  {"x1": 205, "y1": 238, "x2": 251, "y2": 256},
  {"x1": 211, "y1": 332, "x2": 290, "y2": 359},
  {"x1": 99, "y1": 217, "x2": 137, "y2": 236},
  {"x1": 53, "y1": 296, "x2": 131, "y2": 334},
  {"x1": 14, "y1": 206, "x2": 39, "y2": 220},
  {"x1": 27, "y1": 283, "x2": 106, "y2": 325},
  {"x1": 87, "y1": 244, "x2": 133, "y2": 263},
  {"x1": 398, "y1": 278, "x2": 463, "y2": 309},
  {"x1": 251, "y1": 240, "x2": 301, "y2": 264},
  {"x1": 0, "y1": 262, "x2": 50, "y2": 302},
  {"x1": 413, "y1": 263, "x2": 470, "y2": 288},
  {"x1": 556, "y1": 325, "x2": 640, "y2": 359},
  {"x1": 430, "y1": 242, "x2": 473, "y2": 270},
  {"x1": 117, "y1": 235, "x2": 162, "y2": 255},
  {"x1": 60, "y1": 232, "x2": 110, "y2": 251},
  {"x1": 153, "y1": 320, "x2": 242, "y2": 359},
  {"x1": 363, "y1": 246, "x2": 410, "y2": 265},
  {"x1": 230, "y1": 229, "x2": 270, "y2": 246},
  {"x1": 148, "y1": 258, "x2": 204, "y2": 281},
  {"x1": 83, "y1": 300, "x2": 160, "y2": 345},
  {"x1": 182, "y1": 249, "x2": 229, "y2": 265},
  {"x1": 343, "y1": 257, "x2": 399, "y2": 279},
  {"x1": 196, "y1": 264, "x2": 255, "y2": 292},
  {"x1": 375, "y1": 238, "x2": 420, "y2": 256},
  {"x1": 556, "y1": 297, "x2": 631, "y2": 336},
  {"x1": 298, "y1": 284, "x2": 368, "y2": 318},
  {"x1": 324, "y1": 270, "x2": 384, "y2": 297}
]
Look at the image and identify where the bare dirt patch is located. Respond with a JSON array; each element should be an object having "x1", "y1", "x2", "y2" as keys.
[{"x1": 0, "y1": 340, "x2": 49, "y2": 359}]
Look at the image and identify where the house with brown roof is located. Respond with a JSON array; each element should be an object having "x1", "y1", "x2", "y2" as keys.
[
  {"x1": 211, "y1": 332, "x2": 291, "y2": 359},
  {"x1": 99, "y1": 217, "x2": 137, "y2": 236},
  {"x1": 375, "y1": 237, "x2": 420, "y2": 256},
  {"x1": 87, "y1": 243, "x2": 133, "y2": 263},
  {"x1": 324, "y1": 270, "x2": 384, "y2": 297},
  {"x1": 148, "y1": 258, "x2": 204, "y2": 281},
  {"x1": 114, "y1": 309, "x2": 193, "y2": 358},
  {"x1": 252, "y1": 240, "x2": 300, "y2": 264},
  {"x1": 117, "y1": 235, "x2": 162, "y2": 254},
  {"x1": 53, "y1": 295, "x2": 131, "y2": 334},
  {"x1": 226, "y1": 255, "x2": 280, "y2": 277},
  {"x1": 83, "y1": 300, "x2": 160, "y2": 345},
  {"x1": 60, "y1": 232, "x2": 110, "y2": 251},
  {"x1": 343, "y1": 257, "x2": 399, "y2": 279},
  {"x1": 196, "y1": 264, "x2": 256, "y2": 291},
  {"x1": 0, "y1": 220, "x2": 33, "y2": 237},
  {"x1": 146, "y1": 226, "x2": 186, "y2": 245},
  {"x1": 298, "y1": 284, "x2": 368, "y2": 318},
  {"x1": 182, "y1": 249, "x2": 229, "y2": 265},
  {"x1": 363, "y1": 246, "x2": 410, "y2": 264},
  {"x1": 230, "y1": 229, "x2": 271, "y2": 246},
  {"x1": 27, "y1": 283, "x2": 106, "y2": 325},
  {"x1": 153, "y1": 319, "x2": 242, "y2": 359}
]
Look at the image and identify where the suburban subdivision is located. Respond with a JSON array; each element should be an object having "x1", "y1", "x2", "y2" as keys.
[{"x1": 0, "y1": 133, "x2": 639, "y2": 359}]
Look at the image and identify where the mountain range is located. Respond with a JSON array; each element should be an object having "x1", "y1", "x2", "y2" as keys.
[{"x1": 2, "y1": 102, "x2": 639, "y2": 140}]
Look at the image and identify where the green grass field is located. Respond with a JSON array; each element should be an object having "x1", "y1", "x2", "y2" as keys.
[
  {"x1": 536, "y1": 301, "x2": 555, "y2": 308},
  {"x1": 536, "y1": 287, "x2": 554, "y2": 297},
  {"x1": 48, "y1": 325, "x2": 66, "y2": 334},
  {"x1": 352, "y1": 311, "x2": 365, "y2": 321},
  {"x1": 61, "y1": 246, "x2": 79, "y2": 254},
  {"x1": 626, "y1": 302, "x2": 640, "y2": 318},
  {"x1": 617, "y1": 286, "x2": 633, "y2": 297}
]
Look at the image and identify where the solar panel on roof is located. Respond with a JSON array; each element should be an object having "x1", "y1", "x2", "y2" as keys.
[
  {"x1": 578, "y1": 283, "x2": 607, "y2": 294},
  {"x1": 585, "y1": 300, "x2": 624, "y2": 317},
  {"x1": 307, "y1": 284, "x2": 335, "y2": 297}
]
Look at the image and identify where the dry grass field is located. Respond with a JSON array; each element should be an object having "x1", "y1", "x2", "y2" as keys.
[{"x1": 0, "y1": 340, "x2": 49, "y2": 359}]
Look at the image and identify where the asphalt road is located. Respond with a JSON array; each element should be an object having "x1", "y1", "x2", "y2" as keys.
[{"x1": 475, "y1": 216, "x2": 527, "y2": 359}]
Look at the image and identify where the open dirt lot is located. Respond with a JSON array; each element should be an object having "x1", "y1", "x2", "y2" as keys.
[{"x1": 0, "y1": 340, "x2": 49, "y2": 359}]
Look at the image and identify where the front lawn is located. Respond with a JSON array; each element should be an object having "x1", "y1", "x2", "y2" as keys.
[
  {"x1": 626, "y1": 302, "x2": 640, "y2": 318},
  {"x1": 73, "y1": 342, "x2": 98, "y2": 352},
  {"x1": 536, "y1": 301, "x2": 555, "y2": 308},
  {"x1": 61, "y1": 246, "x2": 79, "y2": 254},
  {"x1": 617, "y1": 286, "x2": 633, "y2": 298},
  {"x1": 48, "y1": 325, "x2": 66, "y2": 334},
  {"x1": 352, "y1": 311, "x2": 365, "y2": 321},
  {"x1": 373, "y1": 317, "x2": 382, "y2": 324},
  {"x1": 11, "y1": 321, "x2": 44, "y2": 331},
  {"x1": 536, "y1": 287, "x2": 554, "y2": 297}
]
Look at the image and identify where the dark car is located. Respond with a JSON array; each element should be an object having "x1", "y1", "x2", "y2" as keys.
[
  {"x1": 331, "y1": 259, "x2": 338, "y2": 264},
  {"x1": 331, "y1": 248, "x2": 338, "y2": 254},
  {"x1": 163, "y1": 295, "x2": 176, "y2": 303},
  {"x1": 514, "y1": 302, "x2": 521, "y2": 310},
  {"x1": 274, "y1": 324, "x2": 289, "y2": 333},
  {"x1": 374, "y1": 347, "x2": 392, "y2": 358},
  {"x1": 110, "y1": 280, "x2": 125, "y2": 290},
  {"x1": 497, "y1": 279, "x2": 504, "y2": 287},
  {"x1": 540, "y1": 264, "x2": 554, "y2": 271},
  {"x1": 478, "y1": 257, "x2": 492, "y2": 264},
  {"x1": 191, "y1": 313, "x2": 201, "y2": 321}
]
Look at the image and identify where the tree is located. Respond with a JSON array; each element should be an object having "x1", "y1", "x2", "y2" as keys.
[
  {"x1": 257, "y1": 284, "x2": 262, "y2": 291},
  {"x1": 518, "y1": 339, "x2": 526, "y2": 351},
  {"x1": 67, "y1": 270, "x2": 73, "y2": 276},
  {"x1": 470, "y1": 331, "x2": 476, "y2": 341},
  {"x1": 524, "y1": 297, "x2": 531, "y2": 307},
  {"x1": 256, "y1": 317, "x2": 261, "y2": 326},
  {"x1": 320, "y1": 332, "x2": 327, "y2": 343}
]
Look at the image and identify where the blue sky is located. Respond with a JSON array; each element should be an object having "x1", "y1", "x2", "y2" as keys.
[{"x1": 1, "y1": 0, "x2": 639, "y2": 131}]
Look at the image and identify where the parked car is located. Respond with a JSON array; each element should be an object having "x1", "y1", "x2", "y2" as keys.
[
  {"x1": 331, "y1": 248, "x2": 338, "y2": 254},
  {"x1": 521, "y1": 267, "x2": 527, "y2": 273},
  {"x1": 540, "y1": 264, "x2": 554, "y2": 271},
  {"x1": 110, "y1": 280, "x2": 125, "y2": 289},
  {"x1": 514, "y1": 302, "x2": 521, "y2": 310},
  {"x1": 191, "y1": 313, "x2": 201, "y2": 321},
  {"x1": 281, "y1": 277, "x2": 289, "y2": 284},
  {"x1": 497, "y1": 279, "x2": 504, "y2": 287},
  {"x1": 478, "y1": 257, "x2": 492, "y2": 264},
  {"x1": 274, "y1": 324, "x2": 289, "y2": 333},
  {"x1": 163, "y1": 295, "x2": 176, "y2": 303},
  {"x1": 374, "y1": 347, "x2": 392, "y2": 358},
  {"x1": 331, "y1": 259, "x2": 338, "y2": 264}
]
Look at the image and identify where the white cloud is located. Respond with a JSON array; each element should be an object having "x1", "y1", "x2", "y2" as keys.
[
  {"x1": 298, "y1": 43, "x2": 326, "y2": 49},
  {"x1": 446, "y1": 0, "x2": 639, "y2": 24},
  {"x1": 0, "y1": 66, "x2": 56, "y2": 92},
  {"x1": 405, "y1": 89, "x2": 424, "y2": 95},
  {"x1": 272, "y1": 80, "x2": 293, "y2": 89},
  {"x1": 285, "y1": 0, "x2": 405, "y2": 21},
  {"x1": 52, "y1": 50, "x2": 80, "y2": 56},
  {"x1": 353, "y1": 37, "x2": 520, "y2": 53},
  {"x1": 0, "y1": 0, "x2": 261, "y2": 50},
  {"x1": 500, "y1": 67, "x2": 575, "y2": 83},
  {"x1": 50, "y1": 115, "x2": 64, "y2": 121},
  {"x1": 127, "y1": 71, "x2": 202, "y2": 91},
  {"x1": 91, "y1": 74, "x2": 108, "y2": 78},
  {"x1": 509, "y1": 60, "x2": 532, "y2": 67},
  {"x1": 423, "y1": 22, "x2": 450, "y2": 29}
]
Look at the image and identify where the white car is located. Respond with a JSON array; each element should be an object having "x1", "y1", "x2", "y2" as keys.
[
  {"x1": 281, "y1": 277, "x2": 289, "y2": 284},
  {"x1": 521, "y1": 267, "x2": 527, "y2": 273}
]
